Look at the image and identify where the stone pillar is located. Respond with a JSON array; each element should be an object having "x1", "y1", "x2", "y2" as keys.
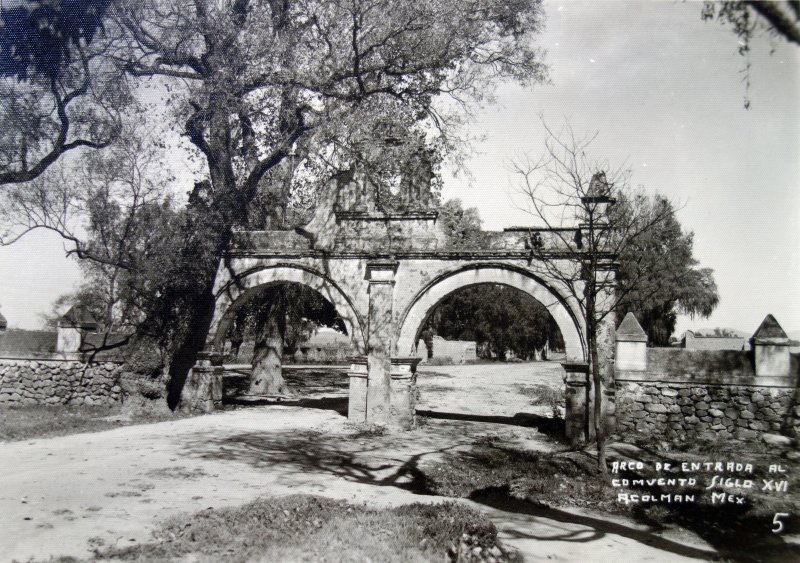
[
  {"x1": 595, "y1": 261, "x2": 618, "y2": 436},
  {"x1": 616, "y1": 312, "x2": 647, "y2": 371},
  {"x1": 751, "y1": 314, "x2": 791, "y2": 377},
  {"x1": 365, "y1": 260, "x2": 399, "y2": 426},
  {"x1": 347, "y1": 356, "x2": 368, "y2": 422},
  {"x1": 389, "y1": 357, "x2": 421, "y2": 430},
  {"x1": 182, "y1": 351, "x2": 223, "y2": 413},
  {"x1": 562, "y1": 362, "x2": 591, "y2": 447}
]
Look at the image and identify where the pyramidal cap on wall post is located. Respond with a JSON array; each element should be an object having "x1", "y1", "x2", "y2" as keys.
[
  {"x1": 615, "y1": 312, "x2": 648, "y2": 372},
  {"x1": 750, "y1": 314, "x2": 791, "y2": 378}
]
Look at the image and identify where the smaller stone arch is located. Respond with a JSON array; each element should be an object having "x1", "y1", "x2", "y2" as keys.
[
  {"x1": 209, "y1": 264, "x2": 367, "y2": 355},
  {"x1": 395, "y1": 265, "x2": 586, "y2": 361}
]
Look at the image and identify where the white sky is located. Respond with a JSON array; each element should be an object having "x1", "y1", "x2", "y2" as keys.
[{"x1": 1, "y1": 0, "x2": 798, "y2": 338}]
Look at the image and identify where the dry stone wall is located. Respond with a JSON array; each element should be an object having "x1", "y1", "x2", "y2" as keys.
[
  {"x1": 616, "y1": 380, "x2": 798, "y2": 441},
  {"x1": 0, "y1": 359, "x2": 124, "y2": 407}
]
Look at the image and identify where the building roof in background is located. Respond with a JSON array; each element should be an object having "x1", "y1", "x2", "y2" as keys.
[
  {"x1": 0, "y1": 329, "x2": 129, "y2": 360},
  {"x1": 58, "y1": 305, "x2": 98, "y2": 329},
  {"x1": 303, "y1": 329, "x2": 350, "y2": 348},
  {"x1": 0, "y1": 330, "x2": 56, "y2": 358}
]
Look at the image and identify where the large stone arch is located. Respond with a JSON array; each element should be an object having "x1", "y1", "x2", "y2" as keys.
[
  {"x1": 209, "y1": 264, "x2": 367, "y2": 355},
  {"x1": 395, "y1": 264, "x2": 586, "y2": 361}
]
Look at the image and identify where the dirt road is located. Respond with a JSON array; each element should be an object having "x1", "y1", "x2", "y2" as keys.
[{"x1": 0, "y1": 363, "x2": 716, "y2": 562}]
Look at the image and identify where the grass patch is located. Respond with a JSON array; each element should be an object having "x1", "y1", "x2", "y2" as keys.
[
  {"x1": 425, "y1": 436, "x2": 613, "y2": 511},
  {"x1": 81, "y1": 494, "x2": 516, "y2": 562},
  {"x1": 0, "y1": 404, "x2": 193, "y2": 442}
]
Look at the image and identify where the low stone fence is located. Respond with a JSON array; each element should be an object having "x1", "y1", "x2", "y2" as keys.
[
  {"x1": 615, "y1": 367, "x2": 797, "y2": 442},
  {"x1": 613, "y1": 314, "x2": 800, "y2": 442},
  {"x1": 0, "y1": 358, "x2": 124, "y2": 407}
]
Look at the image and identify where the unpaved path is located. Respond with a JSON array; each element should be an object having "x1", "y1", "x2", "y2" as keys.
[{"x1": 0, "y1": 363, "x2": 717, "y2": 562}]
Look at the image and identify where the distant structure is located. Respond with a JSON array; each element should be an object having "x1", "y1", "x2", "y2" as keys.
[
  {"x1": 415, "y1": 336, "x2": 477, "y2": 364},
  {"x1": 295, "y1": 329, "x2": 352, "y2": 363},
  {"x1": 681, "y1": 330, "x2": 746, "y2": 351},
  {"x1": 0, "y1": 308, "x2": 125, "y2": 360}
]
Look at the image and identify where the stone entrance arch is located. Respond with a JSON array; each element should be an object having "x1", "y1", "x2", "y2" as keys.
[
  {"x1": 208, "y1": 264, "x2": 367, "y2": 354},
  {"x1": 395, "y1": 265, "x2": 585, "y2": 361},
  {"x1": 183, "y1": 174, "x2": 616, "y2": 441}
]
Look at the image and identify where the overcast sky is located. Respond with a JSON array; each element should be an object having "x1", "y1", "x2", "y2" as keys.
[{"x1": 1, "y1": 0, "x2": 798, "y2": 338}]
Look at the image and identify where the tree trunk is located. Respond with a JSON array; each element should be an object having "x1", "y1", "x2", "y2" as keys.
[
  {"x1": 249, "y1": 313, "x2": 289, "y2": 396},
  {"x1": 166, "y1": 282, "x2": 219, "y2": 410}
]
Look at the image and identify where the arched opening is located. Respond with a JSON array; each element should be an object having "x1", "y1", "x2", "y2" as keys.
[
  {"x1": 207, "y1": 266, "x2": 366, "y2": 401},
  {"x1": 210, "y1": 265, "x2": 366, "y2": 355},
  {"x1": 415, "y1": 283, "x2": 566, "y2": 363},
  {"x1": 396, "y1": 265, "x2": 585, "y2": 361},
  {"x1": 395, "y1": 266, "x2": 586, "y2": 423}
]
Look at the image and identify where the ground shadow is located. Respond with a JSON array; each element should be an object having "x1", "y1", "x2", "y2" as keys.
[
  {"x1": 180, "y1": 429, "x2": 444, "y2": 496},
  {"x1": 417, "y1": 409, "x2": 564, "y2": 438},
  {"x1": 469, "y1": 485, "x2": 719, "y2": 560},
  {"x1": 179, "y1": 427, "x2": 744, "y2": 562}
]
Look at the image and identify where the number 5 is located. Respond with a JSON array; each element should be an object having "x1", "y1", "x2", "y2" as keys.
[{"x1": 772, "y1": 513, "x2": 789, "y2": 533}]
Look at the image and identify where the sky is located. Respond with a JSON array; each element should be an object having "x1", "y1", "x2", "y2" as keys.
[{"x1": 1, "y1": 0, "x2": 798, "y2": 338}]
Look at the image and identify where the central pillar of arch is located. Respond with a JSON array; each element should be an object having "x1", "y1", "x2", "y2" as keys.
[
  {"x1": 363, "y1": 260, "x2": 398, "y2": 426},
  {"x1": 345, "y1": 260, "x2": 422, "y2": 429}
]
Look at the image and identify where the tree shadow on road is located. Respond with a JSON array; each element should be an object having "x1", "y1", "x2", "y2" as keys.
[
  {"x1": 468, "y1": 485, "x2": 720, "y2": 560},
  {"x1": 177, "y1": 426, "x2": 749, "y2": 562},
  {"x1": 180, "y1": 428, "x2": 454, "y2": 496}
]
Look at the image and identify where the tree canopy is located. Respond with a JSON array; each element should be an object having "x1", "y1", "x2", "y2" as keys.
[
  {"x1": 2, "y1": 0, "x2": 550, "y2": 408},
  {"x1": 0, "y1": 0, "x2": 125, "y2": 186},
  {"x1": 614, "y1": 194, "x2": 719, "y2": 346}
]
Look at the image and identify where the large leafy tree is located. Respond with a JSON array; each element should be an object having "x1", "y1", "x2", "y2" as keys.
[
  {"x1": 105, "y1": 0, "x2": 548, "y2": 408},
  {"x1": 2, "y1": 0, "x2": 549, "y2": 408},
  {"x1": 0, "y1": 0, "x2": 125, "y2": 185}
]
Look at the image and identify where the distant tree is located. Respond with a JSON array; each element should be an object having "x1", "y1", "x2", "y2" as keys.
[
  {"x1": 1, "y1": 121, "x2": 183, "y2": 358},
  {"x1": 710, "y1": 327, "x2": 739, "y2": 337},
  {"x1": 438, "y1": 198, "x2": 484, "y2": 248},
  {"x1": 615, "y1": 194, "x2": 719, "y2": 346},
  {"x1": 513, "y1": 121, "x2": 693, "y2": 470},
  {"x1": 424, "y1": 285, "x2": 564, "y2": 361},
  {"x1": 0, "y1": 0, "x2": 125, "y2": 185}
]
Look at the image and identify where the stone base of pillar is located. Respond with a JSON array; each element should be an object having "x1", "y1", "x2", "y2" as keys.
[
  {"x1": 347, "y1": 357, "x2": 369, "y2": 422},
  {"x1": 347, "y1": 356, "x2": 421, "y2": 430},
  {"x1": 389, "y1": 357, "x2": 421, "y2": 430},
  {"x1": 181, "y1": 352, "x2": 223, "y2": 413},
  {"x1": 562, "y1": 362, "x2": 590, "y2": 447}
]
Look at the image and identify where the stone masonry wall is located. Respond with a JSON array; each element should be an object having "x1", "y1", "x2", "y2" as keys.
[
  {"x1": 616, "y1": 381, "x2": 798, "y2": 441},
  {"x1": 0, "y1": 359, "x2": 124, "y2": 407}
]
